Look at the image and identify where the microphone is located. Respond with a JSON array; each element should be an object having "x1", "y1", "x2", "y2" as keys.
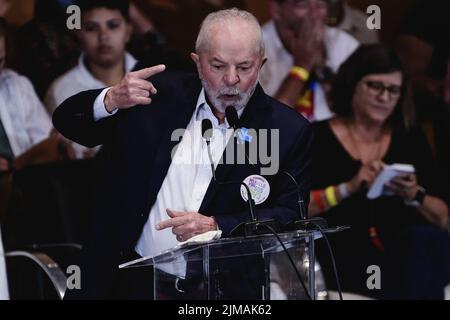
[
  {"x1": 202, "y1": 119, "x2": 216, "y2": 181},
  {"x1": 202, "y1": 118, "x2": 256, "y2": 221},
  {"x1": 201, "y1": 118, "x2": 213, "y2": 141},
  {"x1": 200, "y1": 117, "x2": 274, "y2": 235},
  {"x1": 225, "y1": 108, "x2": 281, "y2": 235},
  {"x1": 281, "y1": 171, "x2": 328, "y2": 231},
  {"x1": 223, "y1": 108, "x2": 326, "y2": 231},
  {"x1": 225, "y1": 106, "x2": 240, "y2": 129},
  {"x1": 225, "y1": 106, "x2": 256, "y2": 166},
  {"x1": 239, "y1": 182, "x2": 257, "y2": 222},
  {"x1": 282, "y1": 171, "x2": 307, "y2": 220}
]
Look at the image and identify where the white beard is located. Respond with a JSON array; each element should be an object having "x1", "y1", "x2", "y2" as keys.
[{"x1": 201, "y1": 79, "x2": 258, "y2": 114}]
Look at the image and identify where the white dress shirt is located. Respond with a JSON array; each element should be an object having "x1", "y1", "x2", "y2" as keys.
[
  {"x1": 0, "y1": 69, "x2": 52, "y2": 157},
  {"x1": 94, "y1": 89, "x2": 243, "y2": 276},
  {"x1": 259, "y1": 20, "x2": 359, "y2": 122}
]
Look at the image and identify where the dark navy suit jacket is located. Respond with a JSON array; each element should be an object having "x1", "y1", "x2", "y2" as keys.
[{"x1": 52, "y1": 71, "x2": 313, "y2": 299}]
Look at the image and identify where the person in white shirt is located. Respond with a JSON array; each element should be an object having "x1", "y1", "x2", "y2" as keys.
[
  {"x1": 45, "y1": 0, "x2": 137, "y2": 159},
  {"x1": 260, "y1": 0, "x2": 359, "y2": 122},
  {"x1": 0, "y1": 21, "x2": 52, "y2": 174},
  {"x1": 1, "y1": 19, "x2": 53, "y2": 300}
]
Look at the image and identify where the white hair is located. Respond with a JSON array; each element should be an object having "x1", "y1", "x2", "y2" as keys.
[{"x1": 195, "y1": 8, "x2": 265, "y2": 56}]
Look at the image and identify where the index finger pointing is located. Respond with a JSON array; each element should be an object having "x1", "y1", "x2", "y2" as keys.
[{"x1": 132, "y1": 64, "x2": 166, "y2": 80}]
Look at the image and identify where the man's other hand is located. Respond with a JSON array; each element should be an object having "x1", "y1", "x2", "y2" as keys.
[{"x1": 156, "y1": 209, "x2": 217, "y2": 242}]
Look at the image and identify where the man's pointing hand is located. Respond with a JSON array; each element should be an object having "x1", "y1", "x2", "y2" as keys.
[{"x1": 104, "y1": 64, "x2": 166, "y2": 113}]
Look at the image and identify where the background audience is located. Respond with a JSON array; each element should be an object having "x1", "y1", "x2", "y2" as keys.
[
  {"x1": 0, "y1": 17, "x2": 61, "y2": 175},
  {"x1": 309, "y1": 45, "x2": 450, "y2": 299},
  {"x1": 45, "y1": 0, "x2": 137, "y2": 114},
  {"x1": 15, "y1": 0, "x2": 81, "y2": 100},
  {"x1": 259, "y1": 0, "x2": 359, "y2": 122}
]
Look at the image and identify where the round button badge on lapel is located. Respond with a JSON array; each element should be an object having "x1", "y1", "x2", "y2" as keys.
[{"x1": 240, "y1": 175, "x2": 270, "y2": 205}]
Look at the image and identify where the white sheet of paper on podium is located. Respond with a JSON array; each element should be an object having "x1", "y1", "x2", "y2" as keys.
[{"x1": 367, "y1": 163, "x2": 415, "y2": 199}]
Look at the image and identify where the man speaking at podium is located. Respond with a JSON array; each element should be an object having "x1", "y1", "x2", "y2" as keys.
[{"x1": 53, "y1": 8, "x2": 313, "y2": 299}]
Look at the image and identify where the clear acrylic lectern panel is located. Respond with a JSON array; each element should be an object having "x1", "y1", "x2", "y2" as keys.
[{"x1": 121, "y1": 228, "x2": 346, "y2": 300}]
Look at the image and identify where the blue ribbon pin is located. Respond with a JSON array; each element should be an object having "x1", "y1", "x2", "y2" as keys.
[{"x1": 237, "y1": 127, "x2": 252, "y2": 144}]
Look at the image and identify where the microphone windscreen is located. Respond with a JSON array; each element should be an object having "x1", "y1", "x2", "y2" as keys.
[
  {"x1": 201, "y1": 119, "x2": 213, "y2": 140},
  {"x1": 225, "y1": 106, "x2": 239, "y2": 129}
]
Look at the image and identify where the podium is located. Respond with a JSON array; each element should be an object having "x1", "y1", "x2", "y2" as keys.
[{"x1": 120, "y1": 227, "x2": 346, "y2": 300}]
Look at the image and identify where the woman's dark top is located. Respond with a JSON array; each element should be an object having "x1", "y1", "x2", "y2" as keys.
[{"x1": 312, "y1": 120, "x2": 444, "y2": 296}]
